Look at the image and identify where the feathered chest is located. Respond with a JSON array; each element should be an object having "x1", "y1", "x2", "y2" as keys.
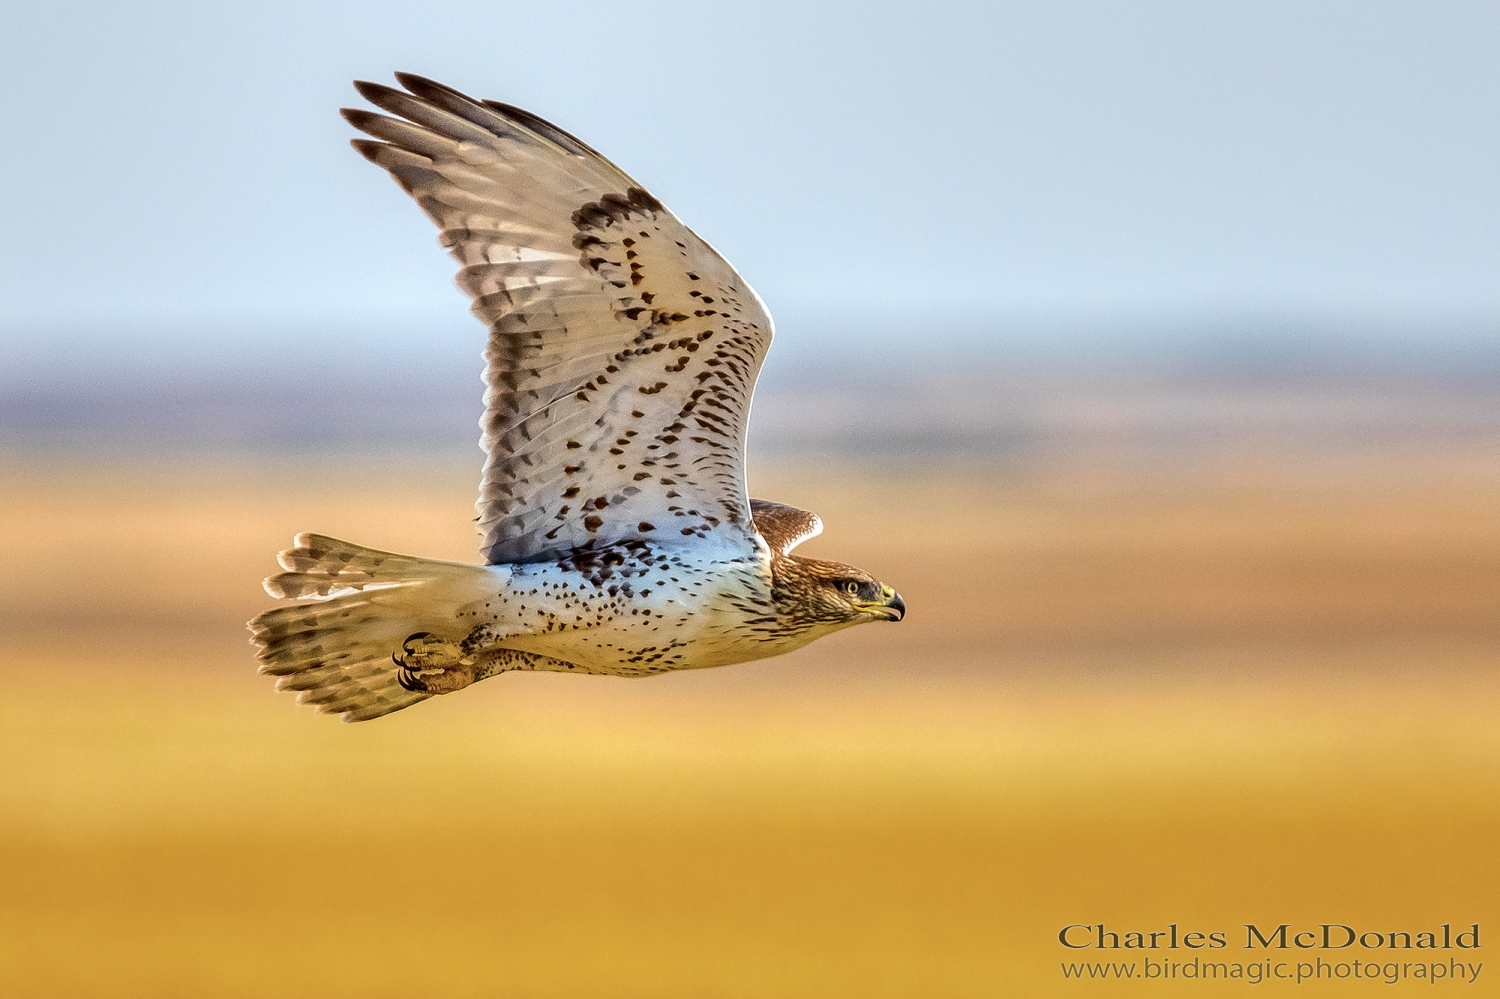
[{"x1": 458, "y1": 538, "x2": 793, "y2": 672}]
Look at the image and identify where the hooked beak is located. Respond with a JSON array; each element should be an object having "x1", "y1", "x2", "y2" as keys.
[{"x1": 855, "y1": 585, "x2": 905, "y2": 622}]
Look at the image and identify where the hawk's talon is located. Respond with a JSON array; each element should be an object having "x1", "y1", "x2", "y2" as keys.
[
  {"x1": 396, "y1": 667, "x2": 428, "y2": 692},
  {"x1": 393, "y1": 631, "x2": 479, "y2": 695}
]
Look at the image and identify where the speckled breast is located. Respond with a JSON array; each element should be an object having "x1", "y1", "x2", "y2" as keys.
[{"x1": 455, "y1": 539, "x2": 782, "y2": 674}]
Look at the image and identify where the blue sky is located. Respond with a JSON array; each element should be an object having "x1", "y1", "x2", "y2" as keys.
[{"x1": 3, "y1": 0, "x2": 1498, "y2": 374}]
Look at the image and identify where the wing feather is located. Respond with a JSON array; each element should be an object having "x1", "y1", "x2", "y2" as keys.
[
  {"x1": 750, "y1": 499, "x2": 823, "y2": 556},
  {"x1": 345, "y1": 75, "x2": 774, "y2": 564}
]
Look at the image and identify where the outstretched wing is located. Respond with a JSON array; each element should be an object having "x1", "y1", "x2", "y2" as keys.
[{"x1": 344, "y1": 74, "x2": 773, "y2": 565}]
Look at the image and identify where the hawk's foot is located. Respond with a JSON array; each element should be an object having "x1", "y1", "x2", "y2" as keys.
[{"x1": 394, "y1": 632, "x2": 481, "y2": 694}]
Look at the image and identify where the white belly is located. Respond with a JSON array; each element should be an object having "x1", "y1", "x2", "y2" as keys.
[{"x1": 457, "y1": 546, "x2": 791, "y2": 674}]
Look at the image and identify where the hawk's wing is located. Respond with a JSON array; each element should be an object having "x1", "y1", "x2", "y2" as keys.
[
  {"x1": 345, "y1": 74, "x2": 773, "y2": 565},
  {"x1": 749, "y1": 499, "x2": 823, "y2": 556}
]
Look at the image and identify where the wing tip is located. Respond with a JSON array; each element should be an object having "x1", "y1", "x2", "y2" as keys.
[
  {"x1": 348, "y1": 137, "x2": 388, "y2": 163},
  {"x1": 351, "y1": 78, "x2": 394, "y2": 103},
  {"x1": 393, "y1": 71, "x2": 465, "y2": 103},
  {"x1": 340, "y1": 106, "x2": 387, "y2": 129}
]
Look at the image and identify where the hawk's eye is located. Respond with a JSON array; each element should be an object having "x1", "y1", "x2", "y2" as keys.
[{"x1": 843, "y1": 580, "x2": 860, "y2": 597}]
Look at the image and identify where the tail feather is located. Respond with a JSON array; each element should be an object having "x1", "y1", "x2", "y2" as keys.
[
  {"x1": 248, "y1": 533, "x2": 497, "y2": 722},
  {"x1": 264, "y1": 532, "x2": 472, "y2": 599}
]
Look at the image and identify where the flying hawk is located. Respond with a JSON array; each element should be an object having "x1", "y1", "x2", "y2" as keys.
[{"x1": 249, "y1": 74, "x2": 905, "y2": 721}]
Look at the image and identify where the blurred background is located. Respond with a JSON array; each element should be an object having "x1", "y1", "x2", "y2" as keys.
[{"x1": 2, "y1": 1, "x2": 1498, "y2": 995}]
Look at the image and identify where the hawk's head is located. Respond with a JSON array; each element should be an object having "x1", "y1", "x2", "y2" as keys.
[{"x1": 773, "y1": 555, "x2": 906, "y2": 632}]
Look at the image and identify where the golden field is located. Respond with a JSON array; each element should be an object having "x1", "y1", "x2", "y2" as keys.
[{"x1": 2, "y1": 443, "x2": 1498, "y2": 996}]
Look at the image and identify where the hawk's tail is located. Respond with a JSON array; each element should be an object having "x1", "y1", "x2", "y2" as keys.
[{"x1": 248, "y1": 533, "x2": 496, "y2": 722}]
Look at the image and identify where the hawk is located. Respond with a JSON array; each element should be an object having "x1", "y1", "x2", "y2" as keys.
[{"x1": 249, "y1": 74, "x2": 905, "y2": 721}]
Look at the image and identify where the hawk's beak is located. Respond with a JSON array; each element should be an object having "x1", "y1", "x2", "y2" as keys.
[{"x1": 855, "y1": 585, "x2": 905, "y2": 622}]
